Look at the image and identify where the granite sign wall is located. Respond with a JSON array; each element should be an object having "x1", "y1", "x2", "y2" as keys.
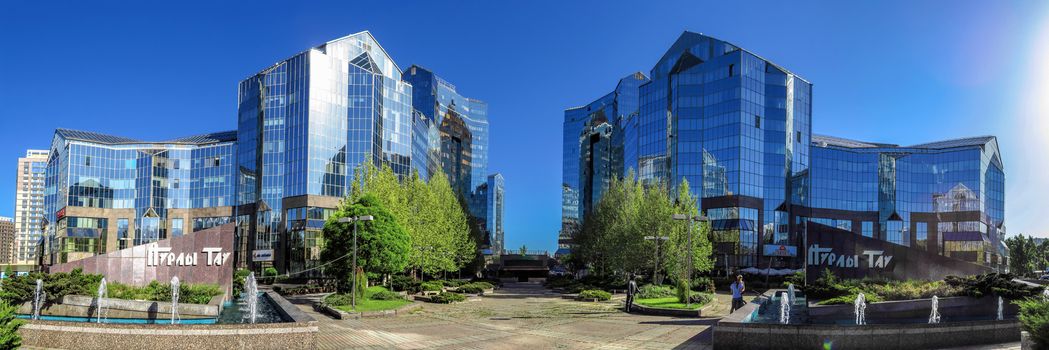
[
  {"x1": 49, "y1": 223, "x2": 236, "y2": 298},
  {"x1": 804, "y1": 222, "x2": 991, "y2": 282}
]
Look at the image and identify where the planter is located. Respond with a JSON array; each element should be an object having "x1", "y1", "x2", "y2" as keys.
[
  {"x1": 1022, "y1": 331, "x2": 1034, "y2": 350},
  {"x1": 629, "y1": 301, "x2": 709, "y2": 317}
]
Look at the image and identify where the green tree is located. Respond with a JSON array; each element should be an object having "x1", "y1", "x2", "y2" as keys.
[
  {"x1": 321, "y1": 194, "x2": 411, "y2": 292},
  {"x1": 1008, "y1": 235, "x2": 1036, "y2": 277},
  {"x1": 0, "y1": 300, "x2": 23, "y2": 350},
  {"x1": 348, "y1": 160, "x2": 475, "y2": 279},
  {"x1": 665, "y1": 180, "x2": 714, "y2": 287},
  {"x1": 518, "y1": 245, "x2": 528, "y2": 256}
]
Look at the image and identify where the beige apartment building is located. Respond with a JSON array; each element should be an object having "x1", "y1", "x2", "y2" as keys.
[{"x1": 15, "y1": 149, "x2": 48, "y2": 265}]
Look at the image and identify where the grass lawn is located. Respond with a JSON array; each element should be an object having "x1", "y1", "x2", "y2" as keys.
[
  {"x1": 329, "y1": 286, "x2": 412, "y2": 313},
  {"x1": 634, "y1": 297, "x2": 706, "y2": 310}
]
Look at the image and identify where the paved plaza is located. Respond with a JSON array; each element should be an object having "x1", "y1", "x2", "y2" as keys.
[{"x1": 286, "y1": 283, "x2": 727, "y2": 350}]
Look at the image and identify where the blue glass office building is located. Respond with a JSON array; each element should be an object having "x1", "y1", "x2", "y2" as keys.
[
  {"x1": 40, "y1": 31, "x2": 502, "y2": 273},
  {"x1": 42, "y1": 129, "x2": 237, "y2": 265},
  {"x1": 562, "y1": 31, "x2": 1005, "y2": 273},
  {"x1": 799, "y1": 135, "x2": 1006, "y2": 267},
  {"x1": 403, "y1": 65, "x2": 496, "y2": 248}
]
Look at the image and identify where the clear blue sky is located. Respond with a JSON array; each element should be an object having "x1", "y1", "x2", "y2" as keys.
[{"x1": 2, "y1": 1, "x2": 1048, "y2": 252}]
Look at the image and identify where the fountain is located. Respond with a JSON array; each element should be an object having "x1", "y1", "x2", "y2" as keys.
[
  {"x1": 779, "y1": 292, "x2": 790, "y2": 324},
  {"x1": 997, "y1": 296, "x2": 1003, "y2": 321},
  {"x1": 787, "y1": 284, "x2": 796, "y2": 306},
  {"x1": 96, "y1": 278, "x2": 108, "y2": 323},
  {"x1": 31, "y1": 279, "x2": 44, "y2": 320},
  {"x1": 854, "y1": 293, "x2": 867, "y2": 325},
  {"x1": 171, "y1": 276, "x2": 181, "y2": 324},
  {"x1": 245, "y1": 272, "x2": 258, "y2": 324},
  {"x1": 929, "y1": 295, "x2": 941, "y2": 324}
]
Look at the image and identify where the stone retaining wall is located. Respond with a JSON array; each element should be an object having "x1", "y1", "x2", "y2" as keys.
[
  {"x1": 714, "y1": 319, "x2": 1020, "y2": 349},
  {"x1": 18, "y1": 291, "x2": 318, "y2": 350},
  {"x1": 714, "y1": 289, "x2": 1021, "y2": 349},
  {"x1": 19, "y1": 320, "x2": 318, "y2": 350}
]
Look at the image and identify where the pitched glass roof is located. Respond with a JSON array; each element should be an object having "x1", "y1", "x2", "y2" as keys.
[{"x1": 55, "y1": 128, "x2": 236, "y2": 145}]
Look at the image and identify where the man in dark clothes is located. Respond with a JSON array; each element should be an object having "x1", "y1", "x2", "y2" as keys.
[{"x1": 626, "y1": 275, "x2": 639, "y2": 312}]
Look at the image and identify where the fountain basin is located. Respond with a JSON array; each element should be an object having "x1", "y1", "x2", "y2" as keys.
[
  {"x1": 17, "y1": 291, "x2": 317, "y2": 350},
  {"x1": 715, "y1": 289, "x2": 1021, "y2": 349},
  {"x1": 17, "y1": 294, "x2": 223, "y2": 322}
]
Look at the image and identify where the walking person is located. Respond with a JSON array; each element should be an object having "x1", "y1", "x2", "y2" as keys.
[
  {"x1": 625, "y1": 275, "x2": 639, "y2": 312},
  {"x1": 730, "y1": 275, "x2": 746, "y2": 312}
]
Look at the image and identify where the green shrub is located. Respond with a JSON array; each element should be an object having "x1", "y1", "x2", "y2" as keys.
[
  {"x1": 1018, "y1": 297, "x2": 1049, "y2": 348},
  {"x1": 545, "y1": 275, "x2": 574, "y2": 288},
  {"x1": 692, "y1": 277, "x2": 716, "y2": 293},
  {"x1": 816, "y1": 292, "x2": 883, "y2": 305},
  {"x1": 431, "y1": 292, "x2": 466, "y2": 303},
  {"x1": 468, "y1": 281, "x2": 494, "y2": 290},
  {"x1": 440, "y1": 280, "x2": 467, "y2": 288},
  {"x1": 370, "y1": 290, "x2": 403, "y2": 301},
  {"x1": 687, "y1": 292, "x2": 714, "y2": 305},
  {"x1": 107, "y1": 281, "x2": 222, "y2": 305},
  {"x1": 945, "y1": 273, "x2": 1043, "y2": 299},
  {"x1": 784, "y1": 271, "x2": 805, "y2": 287},
  {"x1": 391, "y1": 275, "x2": 422, "y2": 293},
  {"x1": 0, "y1": 300, "x2": 23, "y2": 349},
  {"x1": 578, "y1": 289, "x2": 611, "y2": 301},
  {"x1": 638, "y1": 284, "x2": 675, "y2": 299},
  {"x1": 324, "y1": 293, "x2": 353, "y2": 306},
  {"x1": 866, "y1": 280, "x2": 961, "y2": 301},
  {"x1": 263, "y1": 267, "x2": 278, "y2": 277},
  {"x1": 232, "y1": 269, "x2": 251, "y2": 297},
  {"x1": 420, "y1": 282, "x2": 443, "y2": 292}
]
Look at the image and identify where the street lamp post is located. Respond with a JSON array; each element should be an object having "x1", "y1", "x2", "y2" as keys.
[
  {"x1": 338, "y1": 215, "x2": 374, "y2": 310},
  {"x1": 673, "y1": 213, "x2": 709, "y2": 307}
]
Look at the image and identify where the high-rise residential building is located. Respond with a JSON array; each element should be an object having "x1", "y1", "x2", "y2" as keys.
[
  {"x1": 487, "y1": 173, "x2": 504, "y2": 256},
  {"x1": 0, "y1": 217, "x2": 14, "y2": 263},
  {"x1": 15, "y1": 149, "x2": 48, "y2": 264},
  {"x1": 41, "y1": 129, "x2": 236, "y2": 265},
  {"x1": 562, "y1": 31, "x2": 1005, "y2": 276}
]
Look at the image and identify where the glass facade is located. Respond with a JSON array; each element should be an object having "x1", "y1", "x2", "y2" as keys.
[
  {"x1": 42, "y1": 129, "x2": 236, "y2": 264},
  {"x1": 797, "y1": 135, "x2": 1007, "y2": 268},
  {"x1": 561, "y1": 32, "x2": 812, "y2": 269},
  {"x1": 562, "y1": 31, "x2": 1005, "y2": 272},
  {"x1": 403, "y1": 65, "x2": 497, "y2": 248},
  {"x1": 559, "y1": 73, "x2": 649, "y2": 255},
  {"x1": 486, "y1": 173, "x2": 505, "y2": 256}
]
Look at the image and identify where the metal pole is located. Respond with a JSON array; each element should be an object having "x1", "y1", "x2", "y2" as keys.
[
  {"x1": 351, "y1": 218, "x2": 358, "y2": 311},
  {"x1": 654, "y1": 238, "x2": 661, "y2": 285},
  {"x1": 802, "y1": 221, "x2": 808, "y2": 288},
  {"x1": 686, "y1": 219, "x2": 693, "y2": 307}
]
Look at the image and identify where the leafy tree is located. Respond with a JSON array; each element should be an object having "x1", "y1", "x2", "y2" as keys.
[
  {"x1": 519, "y1": 245, "x2": 528, "y2": 256},
  {"x1": 322, "y1": 194, "x2": 411, "y2": 292},
  {"x1": 348, "y1": 160, "x2": 475, "y2": 279},
  {"x1": 0, "y1": 300, "x2": 23, "y2": 350},
  {"x1": 1008, "y1": 235, "x2": 1037, "y2": 277},
  {"x1": 573, "y1": 173, "x2": 713, "y2": 284},
  {"x1": 664, "y1": 180, "x2": 714, "y2": 287}
]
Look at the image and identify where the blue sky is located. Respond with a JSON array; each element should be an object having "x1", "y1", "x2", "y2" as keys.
[{"x1": 2, "y1": 1, "x2": 1048, "y2": 252}]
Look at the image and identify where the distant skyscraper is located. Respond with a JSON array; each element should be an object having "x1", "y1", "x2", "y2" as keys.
[
  {"x1": 487, "y1": 173, "x2": 504, "y2": 255},
  {"x1": 402, "y1": 65, "x2": 495, "y2": 245},
  {"x1": 0, "y1": 217, "x2": 13, "y2": 264},
  {"x1": 15, "y1": 149, "x2": 47, "y2": 264}
]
